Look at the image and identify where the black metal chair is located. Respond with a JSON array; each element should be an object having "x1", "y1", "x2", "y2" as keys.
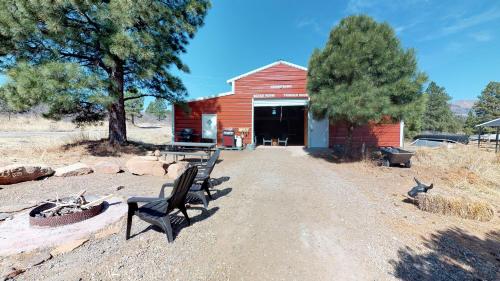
[
  {"x1": 126, "y1": 166, "x2": 198, "y2": 242},
  {"x1": 160, "y1": 149, "x2": 221, "y2": 207}
]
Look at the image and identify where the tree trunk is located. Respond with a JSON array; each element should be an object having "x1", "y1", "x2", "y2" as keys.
[
  {"x1": 108, "y1": 64, "x2": 127, "y2": 145},
  {"x1": 131, "y1": 114, "x2": 135, "y2": 125},
  {"x1": 344, "y1": 123, "x2": 355, "y2": 159}
]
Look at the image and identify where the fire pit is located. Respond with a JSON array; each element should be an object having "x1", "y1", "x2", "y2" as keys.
[{"x1": 29, "y1": 191, "x2": 111, "y2": 228}]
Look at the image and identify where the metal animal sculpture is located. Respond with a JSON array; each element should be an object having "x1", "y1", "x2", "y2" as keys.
[{"x1": 407, "y1": 178, "x2": 434, "y2": 198}]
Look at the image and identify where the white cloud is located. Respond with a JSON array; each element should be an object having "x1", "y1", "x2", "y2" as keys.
[
  {"x1": 469, "y1": 31, "x2": 493, "y2": 42},
  {"x1": 296, "y1": 18, "x2": 324, "y2": 34},
  {"x1": 422, "y1": 6, "x2": 500, "y2": 41}
]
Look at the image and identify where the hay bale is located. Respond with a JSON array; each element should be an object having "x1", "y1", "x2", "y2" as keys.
[{"x1": 415, "y1": 193, "x2": 495, "y2": 222}]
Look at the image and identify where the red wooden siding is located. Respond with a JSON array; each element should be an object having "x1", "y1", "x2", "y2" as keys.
[
  {"x1": 329, "y1": 122, "x2": 401, "y2": 148},
  {"x1": 174, "y1": 60, "x2": 402, "y2": 148},
  {"x1": 174, "y1": 62, "x2": 308, "y2": 145}
]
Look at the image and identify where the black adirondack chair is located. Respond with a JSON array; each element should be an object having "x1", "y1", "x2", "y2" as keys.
[
  {"x1": 126, "y1": 166, "x2": 198, "y2": 242},
  {"x1": 161, "y1": 149, "x2": 221, "y2": 207}
]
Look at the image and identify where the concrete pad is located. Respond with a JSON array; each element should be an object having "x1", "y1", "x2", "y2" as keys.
[{"x1": 0, "y1": 197, "x2": 127, "y2": 256}]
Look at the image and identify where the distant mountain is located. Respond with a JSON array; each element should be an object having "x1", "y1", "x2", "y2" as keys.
[{"x1": 450, "y1": 100, "x2": 475, "y2": 117}]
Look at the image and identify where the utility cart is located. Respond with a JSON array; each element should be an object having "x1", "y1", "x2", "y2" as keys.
[{"x1": 379, "y1": 147, "x2": 414, "y2": 168}]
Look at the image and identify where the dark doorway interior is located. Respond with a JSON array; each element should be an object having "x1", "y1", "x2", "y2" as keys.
[{"x1": 254, "y1": 106, "x2": 305, "y2": 145}]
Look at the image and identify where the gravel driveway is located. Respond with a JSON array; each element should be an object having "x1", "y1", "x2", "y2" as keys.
[{"x1": 3, "y1": 147, "x2": 498, "y2": 280}]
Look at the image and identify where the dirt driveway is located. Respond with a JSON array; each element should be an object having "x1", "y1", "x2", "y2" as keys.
[{"x1": 3, "y1": 147, "x2": 498, "y2": 280}]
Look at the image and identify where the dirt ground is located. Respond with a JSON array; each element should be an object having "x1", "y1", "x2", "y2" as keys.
[{"x1": 1, "y1": 145, "x2": 498, "y2": 281}]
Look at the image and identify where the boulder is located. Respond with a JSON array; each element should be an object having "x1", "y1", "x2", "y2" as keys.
[
  {"x1": 50, "y1": 239, "x2": 88, "y2": 256},
  {"x1": 140, "y1": 155, "x2": 159, "y2": 161},
  {"x1": 167, "y1": 162, "x2": 190, "y2": 179},
  {"x1": 0, "y1": 164, "x2": 54, "y2": 185},
  {"x1": 93, "y1": 161, "x2": 121, "y2": 174},
  {"x1": 54, "y1": 163, "x2": 93, "y2": 177},
  {"x1": 154, "y1": 150, "x2": 161, "y2": 157},
  {"x1": 125, "y1": 157, "x2": 167, "y2": 176}
]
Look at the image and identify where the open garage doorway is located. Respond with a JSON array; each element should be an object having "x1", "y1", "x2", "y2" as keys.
[{"x1": 253, "y1": 105, "x2": 306, "y2": 146}]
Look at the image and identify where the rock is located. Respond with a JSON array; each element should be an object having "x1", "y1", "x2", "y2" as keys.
[
  {"x1": 50, "y1": 239, "x2": 88, "y2": 256},
  {"x1": 54, "y1": 163, "x2": 93, "y2": 177},
  {"x1": 3, "y1": 268, "x2": 25, "y2": 279},
  {"x1": 93, "y1": 162, "x2": 121, "y2": 174},
  {"x1": 0, "y1": 202, "x2": 38, "y2": 213},
  {"x1": 0, "y1": 164, "x2": 54, "y2": 185},
  {"x1": 154, "y1": 150, "x2": 161, "y2": 157},
  {"x1": 167, "y1": 162, "x2": 190, "y2": 179},
  {"x1": 0, "y1": 213, "x2": 13, "y2": 221},
  {"x1": 139, "y1": 155, "x2": 159, "y2": 161},
  {"x1": 115, "y1": 185, "x2": 125, "y2": 191},
  {"x1": 94, "y1": 222, "x2": 122, "y2": 239},
  {"x1": 125, "y1": 157, "x2": 167, "y2": 176}
]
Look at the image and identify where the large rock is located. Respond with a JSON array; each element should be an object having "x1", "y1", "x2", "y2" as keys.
[
  {"x1": 93, "y1": 161, "x2": 122, "y2": 174},
  {"x1": 0, "y1": 164, "x2": 54, "y2": 185},
  {"x1": 125, "y1": 156, "x2": 167, "y2": 176},
  {"x1": 167, "y1": 162, "x2": 190, "y2": 179},
  {"x1": 54, "y1": 163, "x2": 93, "y2": 177}
]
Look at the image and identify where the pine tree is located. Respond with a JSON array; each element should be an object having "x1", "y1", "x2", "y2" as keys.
[
  {"x1": 307, "y1": 15, "x2": 426, "y2": 156},
  {"x1": 0, "y1": 0, "x2": 210, "y2": 145},
  {"x1": 422, "y1": 82, "x2": 460, "y2": 133},
  {"x1": 465, "y1": 82, "x2": 500, "y2": 134},
  {"x1": 125, "y1": 91, "x2": 144, "y2": 125},
  {"x1": 146, "y1": 98, "x2": 169, "y2": 121}
]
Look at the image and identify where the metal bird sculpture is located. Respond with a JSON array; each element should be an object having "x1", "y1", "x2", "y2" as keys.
[{"x1": 407, "y1": 178, "x2": 434, "y2": 198}]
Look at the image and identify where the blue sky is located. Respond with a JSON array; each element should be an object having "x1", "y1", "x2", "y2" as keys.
[
  {"x1": 172, "y1": 0, "x2": 500, "y2": 104},
  {"x1": 1, "y1": 0, "x2": 499, "y2": 106}
]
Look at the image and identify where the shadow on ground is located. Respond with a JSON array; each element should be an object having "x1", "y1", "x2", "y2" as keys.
[
  {"x1": 62, "y1": 139, "x2": 166, "y2": 157},
  {"x1": 302, "y1": 147, "x2": 364, "y2": 163},
  {"x1": 129, "y1": 206, "x2": 219, "y2": 241},
  {"x1": 389, "y1": 227, "x2": 500, "y2": 281}
]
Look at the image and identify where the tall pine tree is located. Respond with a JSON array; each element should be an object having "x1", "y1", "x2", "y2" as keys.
[
  {"x1": 146, "y1": 98, "x2": 169, "y2": 121},
  {"x1": 307, "y1": 15, "x2": 426, "y2": 156},
  {"x1": 125, "y1": 91, "x2": 144, "y2": 125},
  {"x1": 465, "y1": 81, "x2": 500, "y2": 134},
  {"x1": 422, "y1": 82, "x2": 459, "y2": 133},
  {"x1": 0, "y1": 0, "x2": 210, "y2": 145}
]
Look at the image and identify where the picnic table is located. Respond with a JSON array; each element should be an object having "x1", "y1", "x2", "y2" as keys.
[
  {"x1": 166, "y1": 142, "x2": 216, "y2": 152},
  {"x1": 162, "y1": 151, "x2": 209, "y2": 163},
  {"x1": 163, "y1": 142, "x2": 217, "y2": 163}
]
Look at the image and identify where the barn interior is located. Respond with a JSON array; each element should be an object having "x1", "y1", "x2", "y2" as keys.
[{"x1": 253, "y1": 106, "x2": 306, "y2": 145}]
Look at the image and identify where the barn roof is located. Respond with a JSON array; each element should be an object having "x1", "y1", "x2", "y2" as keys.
[
  {"x1": 187, "y1": 91, "x2": 234, "y2": 102},
  {"x1": 475, "y1": 117, "x2": 500, "y2": 127},
  {"x1": 226, "y1": 60, "x2": 307, "y2": 84}
]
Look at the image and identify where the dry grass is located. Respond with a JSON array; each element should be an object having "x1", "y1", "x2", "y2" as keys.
[
  {"x1": 0, "y1": 115, "x2": 105, "y2": 131},
  {"x1": 416, "y1": 193, "x2": 495, "y2": 222},
  {"x1": 412, "y1": 145, "x2": 500, "y2": 196}
]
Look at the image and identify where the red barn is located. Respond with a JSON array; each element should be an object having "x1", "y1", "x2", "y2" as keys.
[{"x1": 173, "y1": 60, "x2": 403, "y2": 148}]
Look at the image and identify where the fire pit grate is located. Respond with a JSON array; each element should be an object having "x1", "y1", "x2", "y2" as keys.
[
  {"x1": 28, "y1": 191, "x2": 111, "y2": 228},
  {"x1": 29, "y1": 201, "x2": 104, "y2": 227}
]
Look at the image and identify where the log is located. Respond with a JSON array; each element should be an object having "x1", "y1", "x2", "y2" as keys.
[{"x1": 81, "y1": 194, "x2": 112, "y2": 209}]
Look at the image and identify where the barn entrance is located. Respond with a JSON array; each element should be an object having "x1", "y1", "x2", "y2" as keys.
[{"x1": 253, "y1": 102, "x2": 307, "y2": 146}]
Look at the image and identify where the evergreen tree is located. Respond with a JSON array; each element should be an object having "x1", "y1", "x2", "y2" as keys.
[
  {"x1": 0, "y1": 92, "x2": 14, "y2": 120},
  {"x1": 0, "y1": 0, "x2": 210, "y2": 145},
  {"x1": 307, "y1": 15, "x2": 426, "y2": 156},
  {"x1": 125, "y1": 90, "x2": 144, "y2": 125},
  {"x1": 422, "y1": 82, "x2": 459, "y2": 133},
  {"x1": 465, "y1": 82, "x2": 500, "y2": 134},
  {"x1": 146, "y1": 98, "x2": 169, "y2": 121}
]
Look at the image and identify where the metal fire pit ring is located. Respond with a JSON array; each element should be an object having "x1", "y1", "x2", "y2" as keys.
[{"x1": 29, "y1": 201, "x2": 105, "y2": 228}]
